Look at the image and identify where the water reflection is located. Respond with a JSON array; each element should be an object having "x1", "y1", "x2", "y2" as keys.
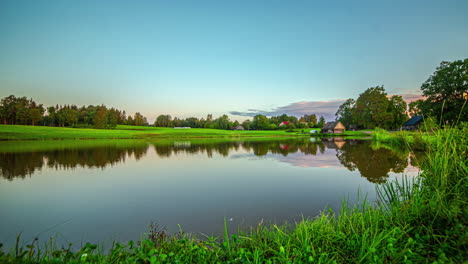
[
  {"x1": 0, "y1": 146, "x2": 148, "y2": 181},
  {"x1": 0, "y1": 138, "x2": 421, "y2": 183}
]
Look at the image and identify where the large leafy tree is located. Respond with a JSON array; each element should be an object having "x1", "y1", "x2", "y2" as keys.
[
  {"x1": 408, "y1": 99, "x2": 424, "y2": 117},
  {"x1": 387, "y1": 95, "x2": 407, "y2": 129},
  {"x1": 214, "y1": 115, "x2": 231, "y2": 130},
  {"x1": 133, "y1": 112, "x2": 148, "y2": 126},
  {"x1": 317, "y1": 116, "x2": 326, "y2": 128},
  {"x1": 336, "y1": 86, "x2": 408, "y2": 129},
  {"x1": 420, "y1": 59, "x2": 467, "y2": 124},
  {"x1": 252, "y1": 115, "x2": 270, "y2": 130},
  {"x1": 155, "y1": 115, "x2": 172, "y2": 127},
  {"x1": 94, "y1": 106, "x2": 108, "y2": 129},
  {"x1": 335, "y1": 98, "x2": 355, "y2": 127},
  {"x1": 353, "y1": 86, "x2": 390, "y2": 129}
]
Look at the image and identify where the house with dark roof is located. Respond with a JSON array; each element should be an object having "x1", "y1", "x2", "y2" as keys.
[
  {"x1": 321, "y1": 121, "x2": 345, "y2": 134},
  {"x1": 402, "y1": 116, "x2": 424, "y2": 131}
]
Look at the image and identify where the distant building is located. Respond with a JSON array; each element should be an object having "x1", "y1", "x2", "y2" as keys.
[
  {"x1": 321, "y1": 121, "x2": 345, "y2": 134},
  {"x1": 279, "y1": 121, "x2": 291, "y2": 127},
  {"x1": 231, "y1": 125, "x2": 245, "y2": 130},
  {"x1": 402, "y1": 116, "x2": 424, "y2": 131}
]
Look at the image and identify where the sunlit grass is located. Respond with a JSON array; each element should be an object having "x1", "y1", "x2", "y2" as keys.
[{"x1": 0, "y1": 125, "x2": 311, "y2": 140}]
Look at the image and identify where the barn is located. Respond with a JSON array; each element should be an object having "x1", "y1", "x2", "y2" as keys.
[
  {"x1": 320, "y1": 121, "x2": 345, "y2": 134},
  {"x1": 402, "y1": 116, "x2": 424, "y2": 131}
]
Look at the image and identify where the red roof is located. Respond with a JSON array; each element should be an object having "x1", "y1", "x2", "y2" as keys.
[{"x1": 281, "y1": 121, "x2": 290, "y2": 125}]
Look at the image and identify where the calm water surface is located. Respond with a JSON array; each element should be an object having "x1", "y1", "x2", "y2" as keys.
[{"x1": 0, "y1": 138, "x2": 421, "y2": 248}]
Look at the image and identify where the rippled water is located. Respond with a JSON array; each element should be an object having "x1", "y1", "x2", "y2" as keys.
[{"x1": 0, "y1": 138, "x2": 422, "y2": 247}]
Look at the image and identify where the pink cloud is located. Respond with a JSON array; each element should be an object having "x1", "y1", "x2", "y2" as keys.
[{"x1": 230, "y1": 92, "x2": 424, "y2": 121}]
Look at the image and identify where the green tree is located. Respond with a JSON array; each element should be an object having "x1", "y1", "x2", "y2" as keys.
[
  {"x1": 252, "y1": 115, "x2": 270, "y2": 130},
  {"x1": 242, "y1": 120, "x2": 251, "y2": 130},
  {"x1": 387, "y1": 95, "x2": 407, "y2": 129},
  {"x1": 420, "y1": 59, "x2": 468, "y2": 124},
  {"x1": 155, "y1": 115, "x2": 172, "y2": 127},
  {"x1": 0, "y1": 95, "x2": 20, "y2": 124},
  {"x1": 94, "y1": 106, "x2": 108, "y2": 129},
  {"x1": 133, "y1": 112, "x2": 148, "y2": 126},
  {"x1": 44, "y1": 106, "x2": 57, "y2": 126},
  {"x1": 306, "y1": 114, "x2": 317, "y2": 125},
  {"x1": 286, "y1": 123, "x2": 296, "y2": 130},
  {"x1": 317, "y1": 116, "x2": 326, "y2": 128},
  {"x1": 268, "y1": 123, "x2": 278, "y2": 130},
  {"x1": 204, "y1": 114, "x2": 213, "y2": 128},
  {"x1": 335, "y1": 98, "x2": 355, "y2": 127},
  {"x1": 353, "y1": 86, "x2": 390, "y2": 129},
  {"x1": 214, "y1": 115, "x2": 230, "y2": 130},
  {"x1": 107, "y1": 108, "x2": 120, "y2": 128},
  {"x1": 408, "y1": 99, "x2": 424, "y2": 117},
  {"x1": 30, "y1": 108, "x2": 43, "y2": 126}
]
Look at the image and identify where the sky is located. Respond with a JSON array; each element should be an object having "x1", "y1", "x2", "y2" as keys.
[{"x1": 1, "y1": 0, "x2": 467, "y2": 122}]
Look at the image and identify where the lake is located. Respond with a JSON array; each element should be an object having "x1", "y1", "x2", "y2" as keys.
[{"x1": 0, "y1": 138, "x2": 422, "y2": 248}]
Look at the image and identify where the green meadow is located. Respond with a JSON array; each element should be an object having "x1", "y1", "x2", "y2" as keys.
[
  {"x1": 0, "y1": 125, "x2": 316, "y2": 140},
  {"x1": 0, "y1": 124, "x2": 373, "y2": 141}
]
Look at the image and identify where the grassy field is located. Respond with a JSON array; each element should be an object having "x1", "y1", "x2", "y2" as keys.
[
  {"x1": 1, "y1": 128, "x2": 466, "y2": 263},
  {"x1": 0, "y1": 124, "x2": 371, "y2": 141},
  {"x1": 0, "y1": 125, "x2": 317, "y2": 140}
]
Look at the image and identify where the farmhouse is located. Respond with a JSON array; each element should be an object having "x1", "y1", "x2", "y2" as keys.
[
  {"x1": 321, "y1": 121, "x2": 345, "y2": 134},
  {"x1": 402, "y1": 116, "x2": 424, "y2": 131},
  {"x1": 279, "y1": 121, "x2": 291, "y2": 127}
]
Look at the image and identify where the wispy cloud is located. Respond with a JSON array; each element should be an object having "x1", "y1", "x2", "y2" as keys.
[
  {"x1": 230, "y1": 99, "x2": 345, "y2": 121},
  {"x1": 391, "y1": 93, "x2": 425, "y2": 103},
  {"x1": 230, "y1": 93, "x2": 424, "y2": 121}
]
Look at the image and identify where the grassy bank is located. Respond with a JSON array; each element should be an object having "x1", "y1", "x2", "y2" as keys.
[
  {"x1": 371, "y1": 128, "x2": 438, "y2": 151},
  {"x1": 0, "y1": 125, "x2": 314, "y2": 140},
  {"x1": 1, "y1": 128, "x2": 466, "y2": 263}
]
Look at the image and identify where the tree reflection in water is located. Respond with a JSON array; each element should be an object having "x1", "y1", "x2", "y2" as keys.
[
  {"x1": 336, "y1": 140, "x2": 409, "y2": 183},
  {"x1": 0, "y1": 138, "x2": 421, "y2": 183}
]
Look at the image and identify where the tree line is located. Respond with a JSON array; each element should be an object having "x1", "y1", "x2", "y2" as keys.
[
  {"x1": 335, "y1": 59, "x2": 467, "y2": 129},
  {"x1": 154, "y1": 113, "x2": 326, "y2": 130},
  {"x1": 0, "y1": 96, "x2": 149, "y2": 128},
  {"x1": 0, "y1": 96, "x2": 325, "y2": 130}
]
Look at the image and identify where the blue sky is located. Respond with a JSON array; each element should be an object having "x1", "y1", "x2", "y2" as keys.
[{"x1": 1, "y1": 0, "x2": 467, "y2": 122}]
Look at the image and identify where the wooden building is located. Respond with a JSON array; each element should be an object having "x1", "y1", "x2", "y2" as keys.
[
  {"x1": 402, "y1": 116, "x2": 424, "y2": 131},
  {"x1": 321, "y1": 121, "x2": 345, "y2": 134}
]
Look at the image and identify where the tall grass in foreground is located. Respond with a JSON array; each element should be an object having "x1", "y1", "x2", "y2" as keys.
[{"x1": 1, "y1": 129, "x2": 466, "y2": 263}]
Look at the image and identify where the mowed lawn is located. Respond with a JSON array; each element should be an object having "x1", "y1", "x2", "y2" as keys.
[{"x1": 0, "y1": 125, "x2": 313, "y2": 140}]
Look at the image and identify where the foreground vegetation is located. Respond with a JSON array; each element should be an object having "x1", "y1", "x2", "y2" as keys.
[{"x1": 1, "y1": 128, "x2": 466, "y2": 263}]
